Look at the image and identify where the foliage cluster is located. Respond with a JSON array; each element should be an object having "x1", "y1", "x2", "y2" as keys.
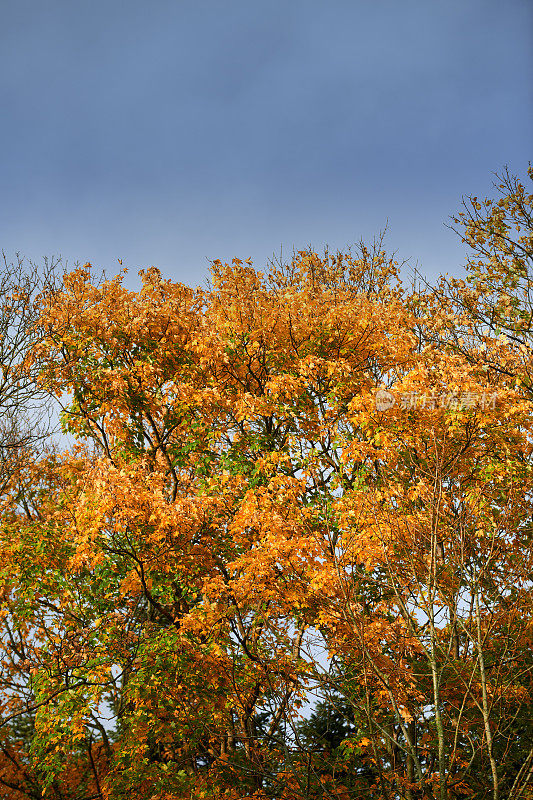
[{"x1": 0, "y1": 168, "x2": 532, "y2": 799}]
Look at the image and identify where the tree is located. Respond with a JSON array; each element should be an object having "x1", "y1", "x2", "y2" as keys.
[
  {"x1": 23, "y1": 247, "x2": 416, "y2": 798},
  {"x1": 0, "y1": 255, "x2": 67, "y2": 799}
]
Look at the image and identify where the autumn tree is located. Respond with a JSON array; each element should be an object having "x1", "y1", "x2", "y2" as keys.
[
  {"x1": 0, "y1": 255, "x2": 69, "y2": 799},
  {"x1": 17, "y1": 246, "x2": 418, "y2": 798}
]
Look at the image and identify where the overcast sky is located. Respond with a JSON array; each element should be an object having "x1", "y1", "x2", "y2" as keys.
[{"x1": 1, "y1": 0, "x2": 531, "y2": 289}]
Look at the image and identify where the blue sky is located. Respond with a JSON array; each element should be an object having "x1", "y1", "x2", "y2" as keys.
[{"x1": 1, "y1": 0, "x2": 531, "y2": 288}]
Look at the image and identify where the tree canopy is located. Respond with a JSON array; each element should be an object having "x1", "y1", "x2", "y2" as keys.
[{"x1": 0, "y1": 167, "x2": 532, "y2": 800}]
